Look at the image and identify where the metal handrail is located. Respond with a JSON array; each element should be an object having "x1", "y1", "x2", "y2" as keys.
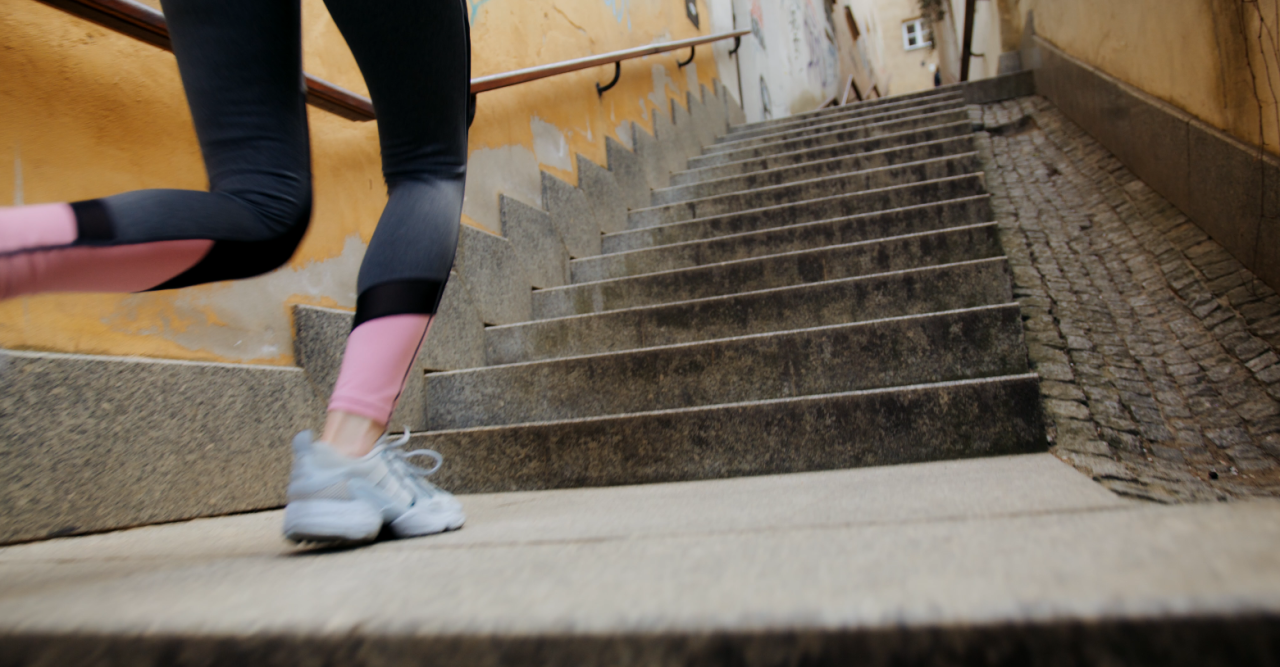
[
  {"x1": 472, "y1": 29, "x2": 749, "y2": 95},
  {"x1": 35, "y1": 0, "x2": 749, "y2": 121}
]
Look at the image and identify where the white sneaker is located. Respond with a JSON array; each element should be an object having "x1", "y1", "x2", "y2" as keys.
[{"x1": 282, "y1": 429, "x2": 465, "y2": 544}]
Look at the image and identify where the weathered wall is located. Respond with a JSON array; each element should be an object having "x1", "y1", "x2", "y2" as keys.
[
  {"x1": 729, "y1": 0, "x2": 844, "y2": 122},
  {"x1": 1021, "y1": 0, "x2": 1279, "y2": 157},
  {"x1": 872, "y1": 0, "x2": 939, "y2": 95},
  {"x1": 0, "y1": 0, "x2": 727, "y2": 365}
]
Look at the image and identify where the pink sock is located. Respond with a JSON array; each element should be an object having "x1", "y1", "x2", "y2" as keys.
[
  {"x1": 328, "y1": 314, "x2": 433, "y2": 424},
  {"x1": 0, "y1": 203, "x2": 213, "y2": 298}
]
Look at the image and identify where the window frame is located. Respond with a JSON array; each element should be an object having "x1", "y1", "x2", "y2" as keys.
[{"x1": 901, "y1": 18, "x2": 930, "y2": 51}]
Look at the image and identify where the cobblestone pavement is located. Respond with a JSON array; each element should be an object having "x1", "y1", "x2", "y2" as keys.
[{"x1": 975, "y1": 96, "x2": 1280, "y2": 502}]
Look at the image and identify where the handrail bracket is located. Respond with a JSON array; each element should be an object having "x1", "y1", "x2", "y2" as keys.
[
  {"x1": 676, "y1": 46, "x2": 696, "y2": 68},
  {"x1": 596, "y1": 61, "x2": 622, "y2": 96},
  {"x1": 728, "y1": 36, "x2": 742, "y2": 56}
]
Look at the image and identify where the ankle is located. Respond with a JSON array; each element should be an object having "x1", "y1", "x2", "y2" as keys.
[{"x1": 321, "y1": 410, "x2": 385, "y2": 458}]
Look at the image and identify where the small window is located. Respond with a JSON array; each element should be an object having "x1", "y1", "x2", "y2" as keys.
[{"x1": 902, "y1": 18, "x2": 930, "y2": 50}]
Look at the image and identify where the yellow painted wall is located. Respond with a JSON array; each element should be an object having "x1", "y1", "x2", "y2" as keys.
[
  {"x1": 874, "y1": 0, "x2": 939, "y2": 95},
  {"x1": 0, "y1": 0, "x2": 723, "y2": 365},
  {"x1": 1021, "y1": 0, "x2": 1280, "y2": 156}
]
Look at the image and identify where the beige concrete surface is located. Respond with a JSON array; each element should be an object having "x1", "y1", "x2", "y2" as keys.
[{"x1": 3, "y1": 454, "x2": 1278, "y2": 639}]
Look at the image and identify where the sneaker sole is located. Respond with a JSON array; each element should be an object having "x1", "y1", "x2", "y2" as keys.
[{"x1": 283, "y1": 499, "x2": 382, "y2": 544}]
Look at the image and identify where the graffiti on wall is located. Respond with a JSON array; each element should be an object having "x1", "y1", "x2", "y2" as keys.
[
  {"x1": 795, "y1": 0, "x2": 837, "y2": 91},
  {"x1": 599, "y1": 0, "x2": 632, "y2": 27},
  {"x1": 750, "y1": 0, "x2": 766, "y2": 50}
]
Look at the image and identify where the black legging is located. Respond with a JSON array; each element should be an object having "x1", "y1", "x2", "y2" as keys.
[
  {"x1": 79, "y1": 0, "x2": 471, "y2": 325},
  {"x1": 0, "y1": 0, "x2": 473, "y2": 423}
]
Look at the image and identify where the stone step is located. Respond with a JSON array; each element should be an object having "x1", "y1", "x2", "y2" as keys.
[
  {"x1": 652, "y1": 135, "x2": 976, "y2": 206},
  {"x1": 487, "y1": 257, "x2": 1012, "y2": 365},
  {"x1": 10, "y1": 456, "x2": 1280, "y2": 666},
  {"x1": 428, "y1": 304, "x2": 1026, "y2": 430},
  {"x1": 576, "y1": 196, "x2": 990, "y2": 284},
  {"x1": 629, "y1": 153, "x2": 980, "y2": 228},
  {"x1": 688, "y1": 108, "x2": 971, "y2": 170},
  {"x1": 727, "y1": 85, "x2": 970, "y2": 134},
  {"x1": 671, "y1": 120, "x2": 973, "y2": 186},
  {"x1": 705, "y1": 99, "x2": 967, "y2": 155},
  {"x1": 538, "y1": 222, "x2": 1001, "y2": 319},
  {"x1": 720, "y1": 91, "x2": 964, "y2": 142},
  {"x1": 416, "y1": 374, "x2": 1044, "y2": 492},
  {"x1": 602, "y1": 174, "x2": 987, "y2": 254}
]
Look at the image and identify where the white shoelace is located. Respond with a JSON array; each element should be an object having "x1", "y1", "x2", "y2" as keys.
[{"x1": 376, "y1": 428, "x2": 446, "y2": 494}]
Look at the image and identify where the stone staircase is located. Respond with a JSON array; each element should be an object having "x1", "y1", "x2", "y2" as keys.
[
  {"x1": 7, "y1": 76, "x2": 1280, "y2": 664},
  {"x1": 414, "y1": 87, "x2": 1043, "y2": 494}
]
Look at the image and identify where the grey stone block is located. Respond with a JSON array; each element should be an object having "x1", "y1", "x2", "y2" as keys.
[
  {"x1": 292, "y1": 304, "x2": 429, "y2": 429},
  {"x1": 605, "y1": 174, "x2": 988, "y2": 253},
  {"x1": 499, "y1": 195, "x2": 569, "y2": 289},
  {"x1": 575, "y1": 154, "x2": 629, "y2": 234},
  {"x1": 419, "y1": 374, "x2": 1046, "y2": 492},
  {"x1": 430, "y1": 305, "x2": 1027, "y2": 430},
  {"x1": 724, "y1": 83, "x2": 747, "y2": 126},
  {"x1": 419, "y1": 274, "x2": 486, "y2": 372},
  {"x1": 603, "y1": 137, "x2": 650, "y2": 211},
  {"x1": 539, "y1": 172, "x2": 601, "y2": 259},
  {"x1": 490, "y1": 257, "x2": 1012, "y2": 364},
  {"x1": 670, "y1": 97, "x2": 702, "y2": 165},
  {"x1": 538, "y1": 223, "x2": 1003, "y2": 318},
  {"x1": 687, "y1": 89, "x2": 722, "y2": 149},
  {"x1": 1034, "y1": 38, "x2": 1191, "y2": 221},
  {"x1": 961, "y1": 70, "x2": 1035, "y2": 104},
  {"x1": 0, "y1": 349, "x2": 322, "y2": 544},
  {"x1": 701, "y1": 83, "x2": 728, "y2": 144},
  {"x1": 997, "y1": 51, "x2": 1023, "y2": 76},
  {"x1": 629, "y1": 153, "x2": 981, "y2": 227},
  {"x1": 630, "y1": 121, "x2": 668, "y2": 192},
  {"x1": 688, "y1": 109, "x2": 971, "y2": 169},
  {"x1": 652, "y1": 100, "x2": 688, "y2": 179},
  {"x1": 1186, "y1": 118, "x2": 1280, "y2": 288},
  {"x1": 454, "y1": 225, "x2": 532, "y2": 326},
  {"x1": 572, "y1": 196, "x2": 991, "y2": 284},
  {"x1": 673, "y1": 122, "x2": 974, "y2": 186}
]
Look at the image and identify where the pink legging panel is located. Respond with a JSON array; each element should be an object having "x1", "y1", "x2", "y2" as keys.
[{"x1": 328, "y1": 314, "x2": 432, "y2": 424}]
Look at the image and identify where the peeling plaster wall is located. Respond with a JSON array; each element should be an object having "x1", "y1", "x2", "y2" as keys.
[
  {"x1": 0, "y1": 0, "x2": 729, "y2": 365},
  {"x1": 729, "y1": 0, "x2": 845, "y2": 122}
]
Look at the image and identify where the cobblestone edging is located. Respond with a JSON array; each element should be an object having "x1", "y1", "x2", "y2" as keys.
[{"x1": 974, "y1": 96, "x2": 1280, "y2": 502}]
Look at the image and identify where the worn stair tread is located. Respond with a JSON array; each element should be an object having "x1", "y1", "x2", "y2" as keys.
[
  {"x1": 575, "y1": 196, "x2": 990, "y2": 283},
  {"x1": 537, "y1": 222, "x2": 1001, "y2": 318},
  {"x1": 689, "y1": 108, "x2": 972, "y2": 169},
  {"x1": 428, "y1": 304, "x2": 1027, "y2": 430},
  {"x1": 410, "y1": 373, "x2": 1045, "y2": 491},
  {"x1": 727, "y1": 86, "x2": 968, "y2": 133},
  {"x1": 629, "y1": 153, "x2": 981, "y2": 228},
  {"x1": 604, "y1": 174, "x2": 987, "y2": 253},
  {"x1": 704, "y1": 99, "x2": 968, "y2": 154},
  {"x1": 672, "y1": 120, "x2": 975, "y2": 186},
  {"x1": 720, "y1": 91, "x2": 965, "y2": 141},
  {"x1": 652, "y1": 135, "x2": 977, "y2": 206},
  {"x1": 33, "y1": 455, "x2": 1280, "y2": 667},
  {"x1": 680, "y1": 122, "x2": 974, "y2": 185},
  {"x1": 487, "y1": 257, "x2": 1013, "y2": 365}
]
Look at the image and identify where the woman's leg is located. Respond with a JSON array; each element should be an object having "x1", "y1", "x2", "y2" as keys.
[
  {"x1": 0, "y1": 0, "x2": 313, "y2": 299},
  {"x1": 317, "y1": 0, "x2": 472, "y2": 454}
]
